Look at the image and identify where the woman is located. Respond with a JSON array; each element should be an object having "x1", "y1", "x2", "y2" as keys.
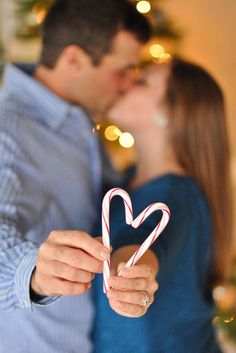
[{"x1": 92, "y1": 59, "x2": 232, "y2": 353}]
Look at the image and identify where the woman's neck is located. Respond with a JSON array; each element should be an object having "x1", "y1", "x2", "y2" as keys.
[{"x1": 130, "y1": 138, "x2": 186, "y2": 188}]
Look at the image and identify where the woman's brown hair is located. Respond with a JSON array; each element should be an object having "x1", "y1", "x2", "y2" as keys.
[{"x1": 166, "y1": 59, "x2": 232, "y2": 285}]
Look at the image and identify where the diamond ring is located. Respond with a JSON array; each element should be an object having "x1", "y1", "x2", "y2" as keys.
[{"x1": 141, "y1": 291, "x2": 151, "y2": 306}]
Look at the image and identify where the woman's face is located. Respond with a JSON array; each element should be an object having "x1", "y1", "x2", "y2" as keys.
[{"x1": 108, "y1": 64, "x2": 170, "y2": 133}]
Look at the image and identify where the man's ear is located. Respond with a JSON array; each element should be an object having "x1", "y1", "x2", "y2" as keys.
[{"x1": 61, "y1": 45, "x2": 92, "y2": 70}]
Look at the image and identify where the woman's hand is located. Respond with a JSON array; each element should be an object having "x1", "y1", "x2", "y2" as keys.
[{"x1": 107, "y1": 260, "x2": 158, "y2": 318}]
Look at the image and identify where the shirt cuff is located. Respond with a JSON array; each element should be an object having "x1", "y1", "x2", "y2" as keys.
[{"x1": 15, "y1": 249, "x2": 59, "y2": 310}]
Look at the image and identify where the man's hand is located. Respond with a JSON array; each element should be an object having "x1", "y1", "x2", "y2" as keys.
[
  {"x1": 31, "y1": 230, "x2": 110, "y2": 297},
  {"x1": 107, "y1": 262, "x2": 158, "y2": 318}
]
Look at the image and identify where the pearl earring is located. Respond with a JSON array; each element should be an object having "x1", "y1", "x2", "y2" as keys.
[{"x1": 153, "y1": 115, "x2": 168, "y2": 128}]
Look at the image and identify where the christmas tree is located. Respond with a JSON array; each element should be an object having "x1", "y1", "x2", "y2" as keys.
[{"x1": 15, "y1": 0, "x2": 53, "y2": 39}]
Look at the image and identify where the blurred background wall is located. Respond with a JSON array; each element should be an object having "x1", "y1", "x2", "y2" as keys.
[{"x1": 160, "y1": 0, "x2": 236, "y2": 248}]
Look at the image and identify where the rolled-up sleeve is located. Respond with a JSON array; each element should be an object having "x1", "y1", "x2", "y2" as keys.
[
  {"x1": 0, "y1": 130, "x2": 57, "y2": 311},
  {"x1": 0, "y1": 130, "x2": 37, "y2": 311},
  {"x1": 0, "y1": 222, "x2": 38, "y2": 311}
]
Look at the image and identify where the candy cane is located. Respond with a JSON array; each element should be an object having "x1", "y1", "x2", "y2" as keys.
[
  {"x1": 102, "y1": 188, "x2": 170, "y2": 293},
  {"x1": 102, "y1": 188, "x2": 133, "y2": 293},
  {"x1": 118, "y1": 202, "x2": 170, "y2": 274}
]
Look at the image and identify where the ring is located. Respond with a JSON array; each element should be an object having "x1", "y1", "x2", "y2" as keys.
[{"x1": 140, "y1": 291, "x2": 151, "y2": 306}]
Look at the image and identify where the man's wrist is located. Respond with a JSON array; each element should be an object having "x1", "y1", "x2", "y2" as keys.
[{"x1": 30, "y1": 268, "x2": 47, "y2": 302}]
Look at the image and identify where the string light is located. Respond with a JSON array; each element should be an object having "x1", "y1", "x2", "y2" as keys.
[
  {"x1": 119, "y1": 132, "x2": 135, "y2": 148},
  {"x1": 32, "y1": 3, "x2": 47, "y2": 24},
  {"x1": 158, "y1": 53, "x2": 173, "y2": 63},
  {"x1": 93, "y1": 124, "x2": 101, "y2": 134},
  {"x1": 36, "y1": 9, "x2": 47, "y2": 24},
  {"x1": 136, "y1": 1, "x2": 151, "y2": 14},
  {"x1": 223, "y1": 315, "x2": 235, "y2": 323},
  {"x1": 213, "y1": 286, "x2": 227, "y2": 301},
  {"x1": 104, "y1": 125, "x2": 122, "y2": 141},
  {"x1": 150, "y1": 44, "x2": 164, "y2": 58}
]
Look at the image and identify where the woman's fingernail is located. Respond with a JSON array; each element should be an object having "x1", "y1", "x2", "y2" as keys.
[
  {"x1": 117, "y1": 262, "x2": 126, "y2": 274},
  {"x1": 100, "y1": 248, "x2": 110, "y2": 260},
  {"x1": 121, "y1": 267, "x2": 131, "y2": 274}
]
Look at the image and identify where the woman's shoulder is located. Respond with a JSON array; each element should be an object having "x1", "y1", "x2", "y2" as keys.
[
  {"x1": 129, "y1": 173, "x2": 211, "y2": 231},
  {"x1": 130, "y1": 173, "x2": 205, "y2": 205}
]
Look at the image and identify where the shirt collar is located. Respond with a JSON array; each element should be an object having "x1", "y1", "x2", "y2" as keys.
[{"x1": 2, "y1": 63, "x2": 74, "y2": 130}]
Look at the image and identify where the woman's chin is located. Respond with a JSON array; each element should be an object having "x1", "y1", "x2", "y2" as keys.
[{"x1": 107, "y1": 109, "x2": 122, "y2": 125}]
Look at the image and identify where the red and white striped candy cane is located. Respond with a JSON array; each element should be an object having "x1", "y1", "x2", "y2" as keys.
[
  {"x1": 118, "y1": 202, "x2": 170, "y2": 275},
  {"x1": 102, "y1": 188, "x2": 133, "y2": 293},
  {"x1": 102, "y1": 188, "x2": 170, "y2": 293}
]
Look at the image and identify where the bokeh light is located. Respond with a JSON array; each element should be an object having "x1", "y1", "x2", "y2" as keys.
[
  {"x1": 150, "y1": 44, "x2": 164, "y2": 58},
  {"x1": 119, "y1": 132, "x2": 135, "y2": 148},
  {"x1": 136, "y1": 1, "x2": 151, "y2": 14},
  {"x1": 32, "y1": 3, "x2": 47, "y2": 24},
  {"x1": 104, "y1": 125, "x2": 122, "y2": 141},
  {"x1": 158, "y1": 53, "x2": 172, "y2": 63},
  {"x1": 223, "y1": 315, "x2": 235, "y2": 323}
]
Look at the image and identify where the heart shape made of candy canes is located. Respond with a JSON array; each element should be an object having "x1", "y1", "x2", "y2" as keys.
[{"x1": 102, "y1": 188, "x2": 170, "y2": 293}]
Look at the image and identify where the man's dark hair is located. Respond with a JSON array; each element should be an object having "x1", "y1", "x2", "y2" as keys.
[{"x1": 40, "y1": 0, "x2": 151, "y2": 68}]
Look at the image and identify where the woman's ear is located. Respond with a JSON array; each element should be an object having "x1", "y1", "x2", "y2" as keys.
[{"x1": 153, "y1": 115, "x2": 169, "y2": 128}]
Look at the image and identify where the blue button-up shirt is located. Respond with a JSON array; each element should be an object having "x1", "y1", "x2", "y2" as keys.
[{"x1": 0, "y1": 64, "x2": 103, "y2": 352}]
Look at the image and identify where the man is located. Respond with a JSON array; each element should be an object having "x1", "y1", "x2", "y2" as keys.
[{"x1": 0, "y1": 1, "x2": 157, "y2": 352}]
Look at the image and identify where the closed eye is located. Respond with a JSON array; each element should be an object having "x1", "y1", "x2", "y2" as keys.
[{"x1": 134, "y1": 78, "x2": 147, "y2": 86}]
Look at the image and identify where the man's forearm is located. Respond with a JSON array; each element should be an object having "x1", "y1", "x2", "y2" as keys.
[{"x1": 0, "y1": 221, "x2": 39, "y2": 311}]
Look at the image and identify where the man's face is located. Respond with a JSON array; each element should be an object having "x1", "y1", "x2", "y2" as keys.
[
  {"x1": 108, "y1": 64, "x2": 170, "y2": 133},
  {"x1": 75, "y1": 31, "x2": 142, "y2": 115}
]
